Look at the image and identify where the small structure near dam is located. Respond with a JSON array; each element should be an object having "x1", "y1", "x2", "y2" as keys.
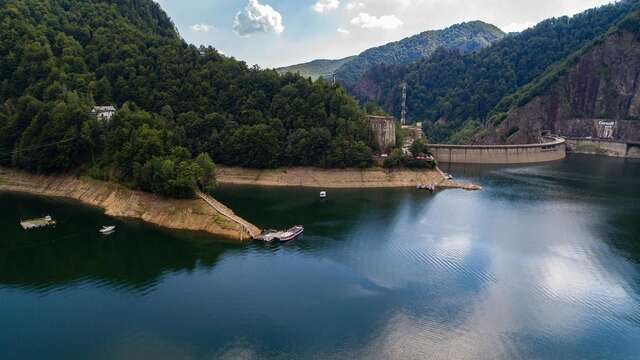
[
  {"x1": 368, "y1": 115, "x2": 396, "y2": 151},
  {"x1": 429, "y1": 137, "x2": 566, "y2": 164}
]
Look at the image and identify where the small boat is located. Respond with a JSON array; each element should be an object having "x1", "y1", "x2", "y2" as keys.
[
  {"x1": 416, "y1": 184, "x2": 435, "y2": 192},
  {"x1": 320, "y1": 191, "x2": 327, "y2": 199},
  {"x1": 277, "y1": 225, "x2": 304, "y2": 242},
  {"x1": 20, "y1": 215, "x2": 56, "y2": 230},
  {"x1": 99, "y1": 225, "x2": 116, "y2": 234}
]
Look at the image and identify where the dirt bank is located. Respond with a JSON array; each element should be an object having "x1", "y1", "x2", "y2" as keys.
[
  {"x1": 0, "y1": 168, "x2": 253, "y2": 241},
  {"x1": 216, "y1": 166, "x2": 480, "y2": 190}
]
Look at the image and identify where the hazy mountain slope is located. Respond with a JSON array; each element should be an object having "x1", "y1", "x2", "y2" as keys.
[
  {"x1": 276, "y1": 21, "x2": 504, "y2": 85},
  {"x1": 275, "y1": 56, "x2": 355, "y2": 79},
  {"x1": 481, "y1": 11, "x2": 640, "y2": 144},
  {"x1": 352, "y1": 0, "x2": 639, "y2": 143},
  {"x1": 336, "y1": 21, "x2": 505, "y2": 87}
]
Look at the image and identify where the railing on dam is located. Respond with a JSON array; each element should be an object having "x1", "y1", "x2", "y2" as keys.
[{"x1": 429, "y1": 137, "x2": 566, "y2": 164}]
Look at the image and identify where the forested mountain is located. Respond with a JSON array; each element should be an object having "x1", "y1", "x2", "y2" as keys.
[
  {"x1": 275, "y1": 56, "x2": 355, "y2": 80},
  {"x1": 354, "y1": 0, "x2": 640, "y2": 143},
  {"x1": 277, "y1": 21, "x2": 505, "y2": 87},
  {"x1": 480, "y1": 11, "x2": 640, "y2": 144},
  {"x1": 0, "y1": 0, "x2": 374, "y2": 198},
  {"x1": 336, "y1": 21, "x2": 505, "y2": 88}
]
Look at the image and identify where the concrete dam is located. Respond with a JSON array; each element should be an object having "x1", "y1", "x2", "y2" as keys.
[{"x1": 429, "y1": 137, "x2": 567, "y2": 164}]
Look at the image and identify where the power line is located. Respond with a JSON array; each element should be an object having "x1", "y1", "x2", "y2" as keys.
[{"x1": 0, "y1": 137, "x2": 76, "y2": 162}]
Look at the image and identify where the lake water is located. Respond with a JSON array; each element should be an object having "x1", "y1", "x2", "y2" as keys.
[{"x1": 1, "y1": 155, "x2": 639, "y2": 359}]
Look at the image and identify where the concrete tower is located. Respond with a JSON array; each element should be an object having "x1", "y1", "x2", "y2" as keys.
[{"x1": 401, "y1": 82, "x2": 407, "y2": 126}]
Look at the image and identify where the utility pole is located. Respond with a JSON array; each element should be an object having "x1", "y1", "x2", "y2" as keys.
[{"x1": 400, "y1": 82, "x2": 407, "y2": 126}]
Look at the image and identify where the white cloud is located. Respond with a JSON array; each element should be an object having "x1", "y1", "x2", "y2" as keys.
[
  {"x1": 189, "y1": 23, "x2": 214, "y2": 32},
  {"x1": 337, "y1": 27, "x2": 350, "y2": 34},
  {"x1": 233, "y1": 0, "x2": 284, "y2": 36},
  {"x1": 350, "y1": 13, "x2": 403, "y2": 30},
  {"x1": 313, "y1": 0, "x2": 340, "y2": 13},
  {"x1": 346, "y1": 1, "x2": 365, "y2": 10},
  {"x1": 501, "y1": 21, "x2": 537, "y2": 33}
]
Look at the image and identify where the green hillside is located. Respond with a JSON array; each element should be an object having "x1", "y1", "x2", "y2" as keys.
[
  {"x1": 276, "y1": 21, "x2": 505, "y2": 87},
  {"x1": 275, "y1": 56, "x2": 355, "y2": 79},
  {"x1": 354, "y1": 0, "x2": 639, "y2": 143},
  {"x1": 336, "y1": 21, "x2": 505, "y2": 87},
  {"x1": 0, "y1": 0, "x2": 374, "y2": 198}
]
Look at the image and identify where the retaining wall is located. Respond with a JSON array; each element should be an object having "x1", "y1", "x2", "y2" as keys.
[{"x1": 565, "y1": 138, "x2": 640, "y2": 159}]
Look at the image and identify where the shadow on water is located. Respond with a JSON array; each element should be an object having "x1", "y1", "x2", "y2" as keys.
[{"x1": 0, "y1": 192, "x2": 237, "y2": 294}]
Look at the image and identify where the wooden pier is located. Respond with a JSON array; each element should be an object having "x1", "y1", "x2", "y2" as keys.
[
  {"x1": 20, "y1": 216, "x2": 56, "y2": 230},
  {"x1": 195, "y1": 191, "x2": 261, "y2": 241}
]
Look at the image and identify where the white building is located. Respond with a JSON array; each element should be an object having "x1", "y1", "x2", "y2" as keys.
[{"x1": 91, "y1": 105, "x2": 116, "y2": 122}]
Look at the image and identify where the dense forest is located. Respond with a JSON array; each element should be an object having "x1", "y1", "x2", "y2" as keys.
[
  {"x1": 335, "y1": 21, "x2": 505, "y2": 88},
  {"x1": 0, "y1": 0, "x2": 375, "y2": 198},
  {"x1": 354, "y1": 0, "x2": 640, "y2": 143}
]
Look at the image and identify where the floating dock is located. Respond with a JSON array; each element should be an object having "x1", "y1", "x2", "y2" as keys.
[
  {"x1": 255, "y1": 226, "x2": 304, "y2": 243},
  {"x1": 20, "y1": 216, "x2": 56, "y2": 230}
]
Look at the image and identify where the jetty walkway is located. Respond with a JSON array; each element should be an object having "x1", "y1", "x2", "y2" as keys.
[{"x1": 195, "y1": 190, "x2": 261, "y2": 240}]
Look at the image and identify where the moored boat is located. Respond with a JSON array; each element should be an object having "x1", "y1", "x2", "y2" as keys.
[
  {"x1": 277, "y1": 225, "x2": 304, "y2": 242},
  {"x1": 99, "y1": 225, "x2": 116, "y2": 234}
]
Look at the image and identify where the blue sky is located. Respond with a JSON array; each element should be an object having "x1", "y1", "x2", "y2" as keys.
[{"x1": 155, "y1": 0, "x2": 615, "y2": 68}]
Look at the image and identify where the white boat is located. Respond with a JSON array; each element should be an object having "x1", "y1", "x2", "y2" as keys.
[
  {"x1": 100, "y1": 225, "x2": 116, "y2": 234},
  {"x1": 277, "y1": 225, "x2": 304, "y2": 242},
  {"x1": 320, "y1": 191, "x2": 327, "y2": 198}
]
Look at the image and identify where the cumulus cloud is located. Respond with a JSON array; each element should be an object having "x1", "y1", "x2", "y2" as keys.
[
  {"x1": 313, "y1": 0, "x2": 340, "y2": 13},
  {"x1": 189, "y1": 23, "x2": 214, "y2": 32},
  {"x1": 346, "y1": 1, "x2": 365, "y2": 10},
  {"x1": 350, "y1": 13, "x2": 403, "y2": 30},
  {"x1": 233, "y1": 0, "x2": 284, "y2": 36},
  {"x1": 337, "y1": 27, "x2": 350, "y2": 34}
]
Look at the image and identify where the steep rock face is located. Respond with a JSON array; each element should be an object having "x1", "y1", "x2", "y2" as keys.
[{"x1": 488, "y1": 31, "x2": 640, "y2": 144}]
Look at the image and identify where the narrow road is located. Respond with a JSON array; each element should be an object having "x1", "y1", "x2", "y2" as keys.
[{"x1": 195, "y1": 190, "x2": 261, "y2": 239}]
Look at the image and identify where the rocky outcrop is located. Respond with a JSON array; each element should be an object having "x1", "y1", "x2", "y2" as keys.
[
  {"x1": 0, "y1": 168, "x2": 250, "y2": 241},
  {"x1": 487, "y1": 31, "x2": 640, "y2": 144}
]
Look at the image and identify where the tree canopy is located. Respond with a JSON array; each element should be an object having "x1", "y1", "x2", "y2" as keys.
[
  {"x1": 353, "y1": 0, "x2": 639, "y2": 143},
  {"x1": 0, "y1": 0, "x2": 374, "y2": 197}
]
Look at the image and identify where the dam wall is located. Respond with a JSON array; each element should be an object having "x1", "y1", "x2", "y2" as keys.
[
  {"x1": 565, "y1": 138, "x2": 640, "y2": 159},
  {"x1": 429, "y1": 137, "x2": 566, "y2": 164}
]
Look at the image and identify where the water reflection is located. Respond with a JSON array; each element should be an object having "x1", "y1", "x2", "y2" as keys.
[
  {"x1": 0, "y1": 193, "x2": 232, "y2": 294},
  {"x1": 1, "y1": 155, "x2": 640, "y2": 359}
]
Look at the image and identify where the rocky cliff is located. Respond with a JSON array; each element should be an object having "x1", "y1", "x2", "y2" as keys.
[{"x1": 486, "y1": 29, "x2": 640, "y2": 144}]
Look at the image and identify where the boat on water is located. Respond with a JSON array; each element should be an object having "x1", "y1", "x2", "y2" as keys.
[
  {"x1": 255, "y1": 225, "x2": 304, "y2": 243},
  {"x1": 320, "y1": 191, "x2": 327, "y2": 199},
  {"x1": 99, "y1": 225, "x2": 116, "y2": 234},
  {"x1": 416, "y1": 184, "x2": 435, "y2": 192},
  {"x1": 277, "y1": 225, "x2": 304, "y2": 242},
  {"x1": 20, "y1": 215, "x2": 56, "y2": 230}
]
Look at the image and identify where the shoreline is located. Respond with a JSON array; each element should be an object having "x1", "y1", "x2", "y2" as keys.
[
  {"x1": 0, "y1": 168, "x2": 254, "y2": 241},
  {"x1": 0, "y1": 166, "x2": 480, "y2": 241},
  {"x1": 216, "y1": 166, "x2": 480, "y2": 190}
]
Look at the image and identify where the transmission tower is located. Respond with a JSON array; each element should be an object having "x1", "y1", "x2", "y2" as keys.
[{"x1": 400, "y1": 82, "x2": 407, "y2": 126}]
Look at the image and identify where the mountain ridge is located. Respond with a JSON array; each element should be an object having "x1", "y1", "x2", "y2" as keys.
[
  {"x1": 480, "y1": 11, "x2": 640, "y2": 144},
  {"x1": 276, "y1": 21, "x2": 505, "y2": 83},
  {"x1": 349, "y1": 0, "x2": 640, "y2": 143}
]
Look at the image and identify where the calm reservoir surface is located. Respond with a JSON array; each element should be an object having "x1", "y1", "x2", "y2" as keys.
[{"x1": 1, "y1": 155, "x2": 640, "y2": 359}]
